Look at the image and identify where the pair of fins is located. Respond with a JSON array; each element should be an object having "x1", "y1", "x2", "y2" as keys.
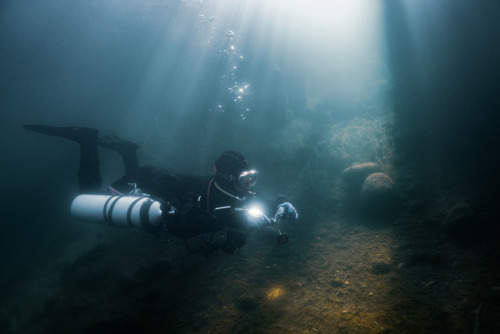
[{"x1": 23, "y1": 125, "x2": 139, "y2": 153}]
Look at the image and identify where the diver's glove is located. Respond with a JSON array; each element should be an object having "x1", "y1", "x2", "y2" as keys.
[
  {"x1": 275, "y1": 202, "x2": 299, "y2": 221},
  {"x1": 160, "y1": 201, "x2": 177, "y2": 220}
]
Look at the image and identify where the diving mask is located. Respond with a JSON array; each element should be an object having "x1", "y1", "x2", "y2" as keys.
[{"x1": 237, "y1": 170, "x2": 259, "y2": 189}]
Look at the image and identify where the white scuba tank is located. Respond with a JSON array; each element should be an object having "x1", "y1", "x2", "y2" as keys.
[{"x1": 71, "y1": 194, "x2": 163, "y2": 228}]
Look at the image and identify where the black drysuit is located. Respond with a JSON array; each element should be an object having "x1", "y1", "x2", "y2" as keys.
[{"x1": 108, "y1": 165, "x2": 263, "y2": 253}]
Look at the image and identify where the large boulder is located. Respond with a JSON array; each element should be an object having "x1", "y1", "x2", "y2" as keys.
[
  {"x1": 341, "y1": 162, "x2": 381, "y2": 190},
  {"x1": 360, "y1": 172, "x2": 400, "y2": 218},
  {"x1": 442, "y1": 203, "x2": 480, "y2": 238}
]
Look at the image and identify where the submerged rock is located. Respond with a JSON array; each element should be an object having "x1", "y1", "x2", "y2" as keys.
[
  {"x1": 341, "y1": 162, "x2": 381, "y2": 190},
  {"x1": 442, "y1": 203, "x2": 479, "y2": 238},
  {"x1": 360, "y1": 172, "x2": 400, "y2": 218}
]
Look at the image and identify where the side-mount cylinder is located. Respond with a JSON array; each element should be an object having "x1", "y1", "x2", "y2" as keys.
[{"x1": 71, "y1": 194, "x2": 163, "y2": 229}]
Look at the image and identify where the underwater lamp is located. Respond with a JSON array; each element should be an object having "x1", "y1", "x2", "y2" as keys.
[
  {"x1": 247, "y1": 206, "x2": 264, "y2": 218},
  {"x1": 245, "y1": 205, "x2": 272, "y2": 226},
  {"x1": 246, "y1": 205, "x2": 288, "y2": 244}
]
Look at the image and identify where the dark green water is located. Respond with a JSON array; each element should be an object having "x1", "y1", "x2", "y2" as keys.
[{"x1": 1, "y1": 0, "x2": 499, "y2": 332}]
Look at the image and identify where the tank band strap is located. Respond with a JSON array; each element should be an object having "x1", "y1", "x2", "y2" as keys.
[
  {"x1": 107, "y1": 196, "x2": 123, "y2": 226},
  {"x1": 126, "y1": 197, "x2": 148, "y2": 227},
  {"x1": 140, "y1": 198, "x2": 157, "y2": 234},
  {"x1": 102, "y1": 196, "x2": 115, "y2": 225}
]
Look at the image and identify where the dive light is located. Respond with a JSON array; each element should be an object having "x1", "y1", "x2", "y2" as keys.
[{"x1": 244, "y1": 205, "x2": 289, "y2": 244}]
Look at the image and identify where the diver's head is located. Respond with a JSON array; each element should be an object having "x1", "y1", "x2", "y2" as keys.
[{"x1": 214, "y1": 150, "x2": 259, "y2": 193}]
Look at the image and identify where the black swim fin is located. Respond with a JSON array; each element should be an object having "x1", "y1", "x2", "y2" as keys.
[
  {"x1": 23, "y1": 125, "x2": 98, "y2": 143},
  {"x1": 97, "y1": 135, "x2": 139, "y2": 154}
]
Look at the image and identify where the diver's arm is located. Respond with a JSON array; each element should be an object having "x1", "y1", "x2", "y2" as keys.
[
  {"x1": 161, "y1": 192, "x2": 225, "y2": 239},
  {"x1": 247, "y1": 194, "x2": 299, "y2": 221}
]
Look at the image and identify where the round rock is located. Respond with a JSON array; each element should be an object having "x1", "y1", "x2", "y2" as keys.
[
  {"x1": 360, "y1": 172, "x2": 399, "y2": 217},
  {"x1": 442, "y1": 203, "x2": 479, "y2": 238},
  {"x1": 341, "y1": 162, "x2": 381, "y2": 189}
]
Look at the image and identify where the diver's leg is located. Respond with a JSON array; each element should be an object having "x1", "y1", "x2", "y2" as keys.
[
  {"x1": 78, "y1": 140, "x2": 102, "y2": 193},
  {"x1": 97, "y1": 136, "x2": 139, "y2": 178},
  {"x1": 23, "y1": 125, "x2": 102, "y2": 193},
  {"x1": 121, "y1": 150, "x2": 139, "y2": 178}
]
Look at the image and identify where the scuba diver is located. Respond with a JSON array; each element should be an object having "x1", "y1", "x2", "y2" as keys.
[{"x1": 23, "y1": 125, "x2": 299, "y2": 255}]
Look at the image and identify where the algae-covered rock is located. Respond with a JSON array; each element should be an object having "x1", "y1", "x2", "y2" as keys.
[
  {"x1": 360, "y1": 172, "x2": 399, "y2": 217},
  {"x1": 442, "y1": 203, "x2": 479, "y2": 238},
  {"x1": 341, "y1": 162, "x2": 381, "y2": 189}
]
